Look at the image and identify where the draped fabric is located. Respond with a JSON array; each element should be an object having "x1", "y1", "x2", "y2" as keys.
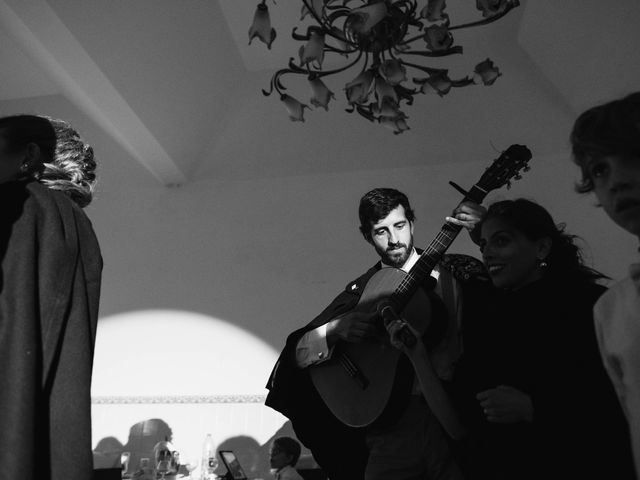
[
  {"x1": 265, "y1": 264, "x2": 376, "y2": 480},
  {"x1": 0, "y1": 180, "x2": 102, "y2": 480}
]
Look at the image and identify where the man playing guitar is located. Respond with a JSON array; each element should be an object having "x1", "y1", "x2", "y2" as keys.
[{"x1": 266, "y1": 188, "x2": 487, "y2": 480}]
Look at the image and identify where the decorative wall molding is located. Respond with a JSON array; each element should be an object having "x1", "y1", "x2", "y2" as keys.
[{"x1": 92, "y1": 394, "x2": 267, "y2": 405}]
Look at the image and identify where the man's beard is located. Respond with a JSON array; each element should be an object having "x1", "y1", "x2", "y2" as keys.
[{"x1": 381, "y1": 240, "x2": 413, "y2": 268}]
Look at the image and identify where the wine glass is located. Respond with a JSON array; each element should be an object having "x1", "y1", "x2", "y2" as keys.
[
  {"x1": 156, "y1": 459, "x2": 171, "y2": 479},
  {"x1": 206, "y1": 455, "x2": 219, "y2": 478},
  {"x1": 181, "y1": 456, "x2": 198, "y2": 479},
  {"x1": 120, "y1": 451, "x2": 131, "y2": 478}
]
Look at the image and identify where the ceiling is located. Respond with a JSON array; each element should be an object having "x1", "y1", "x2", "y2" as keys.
[{"x1": 1, "y1": 0, "x2": 639, "y2": 185}]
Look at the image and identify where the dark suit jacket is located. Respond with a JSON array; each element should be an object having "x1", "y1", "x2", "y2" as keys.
[{"x1": 0, "y1": 180, "x2": 102, "y2": 480}]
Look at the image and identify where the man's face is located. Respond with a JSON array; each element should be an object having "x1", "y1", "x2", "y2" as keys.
[
  {"x1": 368, "y1": 205, "x2": 414, "y2": 268},
  {"x1": 587, "y1": 154, "x2": 640, "y2": 238}
]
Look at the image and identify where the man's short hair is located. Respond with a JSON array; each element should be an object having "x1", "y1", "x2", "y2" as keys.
[
  {"x1": 570, "y1": 91, "x2": 640, "y2": 193},
  {"x1": 358, "y1": 188, "x2": 415, "y2": 240}
]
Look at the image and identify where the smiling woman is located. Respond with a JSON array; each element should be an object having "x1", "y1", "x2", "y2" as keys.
[
  {"x1": 479, "y1": 198, "x2": 604, "y2": 290},
  {"x1": 480, "y1": 216, "x2": 550, "y2": 290},
  {"x1": 451, "y1": 198, "x2": 635, "y2": 479}
]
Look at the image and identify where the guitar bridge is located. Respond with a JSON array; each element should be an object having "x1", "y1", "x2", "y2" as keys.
[{"x1": 338, "y1": 353, "x2": 369, "y2": 390}]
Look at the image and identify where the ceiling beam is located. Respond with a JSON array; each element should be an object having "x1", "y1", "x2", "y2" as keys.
[{"x1": 0, "y1": 0, "x2": 185, "y2": 186}]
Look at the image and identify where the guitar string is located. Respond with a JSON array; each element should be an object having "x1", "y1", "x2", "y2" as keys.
[
  {"x1": 388, "y1": 181, "x2": 497, "y2": 302},
  {"x1": 396, "y1": 227, "x2": 459, "y2": 293}
]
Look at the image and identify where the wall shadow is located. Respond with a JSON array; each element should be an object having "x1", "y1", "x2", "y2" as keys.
[{"x1": 93, "y1": 418, "x2": 174, "y2": 476}]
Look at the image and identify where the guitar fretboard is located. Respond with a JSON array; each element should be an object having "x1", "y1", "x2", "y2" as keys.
[{"x1": 390, "y1": 183, "x2": 489, "y2": 310}]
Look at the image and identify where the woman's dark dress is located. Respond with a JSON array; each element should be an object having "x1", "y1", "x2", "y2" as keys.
[{"x1": 453, "y1": 275, "x2": 634, "y2": 479}]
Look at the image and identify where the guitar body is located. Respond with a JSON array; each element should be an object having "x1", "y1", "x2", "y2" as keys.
[{"x1": 309, "y1": 267, "x2": 432, "y2": 427}]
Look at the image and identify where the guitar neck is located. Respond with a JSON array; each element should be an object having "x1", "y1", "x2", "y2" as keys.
[{"x1": 391, "y1": 184, "x2": 488, "y2": 309}]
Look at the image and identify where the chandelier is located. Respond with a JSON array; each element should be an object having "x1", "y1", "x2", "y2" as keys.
[{"x1": 249, "y1": 0, "x2": 520, "y2": 134}]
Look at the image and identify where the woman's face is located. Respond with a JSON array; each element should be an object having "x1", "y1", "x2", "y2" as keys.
[
  {"x1": 0, "y1": 131, "x2": 25, "y2": 184},
  {"x1": 480, "y1": 217, "x2": 549, "y2": 290}
]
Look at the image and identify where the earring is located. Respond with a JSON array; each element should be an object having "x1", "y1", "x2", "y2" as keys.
[{"x1": 539, "y1": 259, "x2": 548, "y2": 268}]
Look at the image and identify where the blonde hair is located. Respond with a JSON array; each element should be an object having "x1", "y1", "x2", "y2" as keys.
[
  {"x1": 0, "y1": 114, "x2": 97, "y2": 207},
  {"x1": 39, "y1": 116, "x2": 96, "y2": 208}
]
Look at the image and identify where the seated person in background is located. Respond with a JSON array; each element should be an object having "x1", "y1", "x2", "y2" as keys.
[
  {"x1": 0, "y1": 114, "x2": 102, "y2": 480},
  {"x1": 269, "y1": 437, "x2": 304, "y2": 480},
  {"x1": 452, "y1": 198, "x2": 634, "y2": 479},
  {"x1": 570, "y1": 91, "x2": 640, "y2": 477}
]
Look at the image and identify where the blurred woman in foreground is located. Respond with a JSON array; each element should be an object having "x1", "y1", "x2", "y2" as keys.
[{"x1": 0, "y1": 114, "x2": 102, "y2": 480}]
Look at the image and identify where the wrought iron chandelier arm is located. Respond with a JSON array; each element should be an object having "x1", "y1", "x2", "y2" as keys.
[
  {"x1": 307, "y1": 50, "x2": 365, "y2": 78},
  {"x1": 291, "y1": 26, "x2": 311, "y2": 41},
  {"x1": 450, "y1": 77, "x2": 474, "y2": 87},
  {"x1": 262, "y1": 69, "x2": 292, "y2": 96},
  {"x1": 324, "y1": 43, "x2": 359, "y2": 55},
  {"x1": 395, "y1": 59, "x2": 442, "y2": 76},
  {"x1": 449, "y1": 6, "x2": 517, "y2": 31},
  {"x1": 262, "y1": 58, "x2": 309, "y2": 96},
  {"x1": 300, "y1": 0, "x2": 326, "y2": 26},
  {"x1": 393, "y1": 46, "x2": 463, "y2": 57},
  {"x1": 298, "y1": 1, "x2": 359, "y2": 47},
  {"x1": 324, "y1": 9, "x2": 358, "y2": 45},
  {"x1": 396, "y1": 53, "x2": 474, "y2": 87},
  {"x1": 264, "y1": 50, "x2": 365, "y2": 97}
]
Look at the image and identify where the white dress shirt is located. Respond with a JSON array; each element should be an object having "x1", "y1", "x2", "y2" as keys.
[{"x1": 593, "y1": 258, "x2": 640, "y2": 477}]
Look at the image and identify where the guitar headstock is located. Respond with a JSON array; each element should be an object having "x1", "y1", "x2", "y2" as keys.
[{"x1": 475, "y1": 144, "x2": 532, "y2": 195}]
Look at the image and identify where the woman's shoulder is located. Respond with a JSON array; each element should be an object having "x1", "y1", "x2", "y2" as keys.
[
  {"x1": 25, "y1": 179, "x2": 73, "y2": 208},
  {"x1": 549, "y1": 275, "x2": 606, "y2": 301}
]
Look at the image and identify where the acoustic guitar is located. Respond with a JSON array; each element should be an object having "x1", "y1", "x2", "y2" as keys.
[{"x1": 309, "y1": 144, "x2": 532, "y2": 427}]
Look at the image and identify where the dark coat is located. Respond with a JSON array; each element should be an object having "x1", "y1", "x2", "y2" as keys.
[
  {"x1": 265, "y1": 264, "x2": 377, "y2": 480},
  {"x1": 452, "y1": 275, "x2": 635, "y2": 479},
  {"x1": 265, "y1": 253, "x2": 488, "y2": 480},
  {"x1": 0, "y1": 181, "x2": 102, "y2": 480}
]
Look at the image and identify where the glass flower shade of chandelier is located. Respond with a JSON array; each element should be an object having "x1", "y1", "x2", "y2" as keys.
[{"x1": 248, "y1": 0, "x2": 520, "y2": 134}]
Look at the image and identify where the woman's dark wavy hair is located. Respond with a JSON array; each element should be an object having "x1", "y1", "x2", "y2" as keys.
[
  {"x1": 483, "y1": 198, "x2": 606, "y2": 282},
  {"x1": 570, "y1": 91, "x2": 640, "y2": 193},
  {"x1": 358, "y1": 187, "x2": 415, "y2": 241},
  {"x1": 0, "y1": 114, "x2": 96, "y2": 207}
]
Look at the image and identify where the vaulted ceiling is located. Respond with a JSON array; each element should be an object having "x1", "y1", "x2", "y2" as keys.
[{"x1": 1, "y1": 0, "x2": 639, "y2": 184}]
